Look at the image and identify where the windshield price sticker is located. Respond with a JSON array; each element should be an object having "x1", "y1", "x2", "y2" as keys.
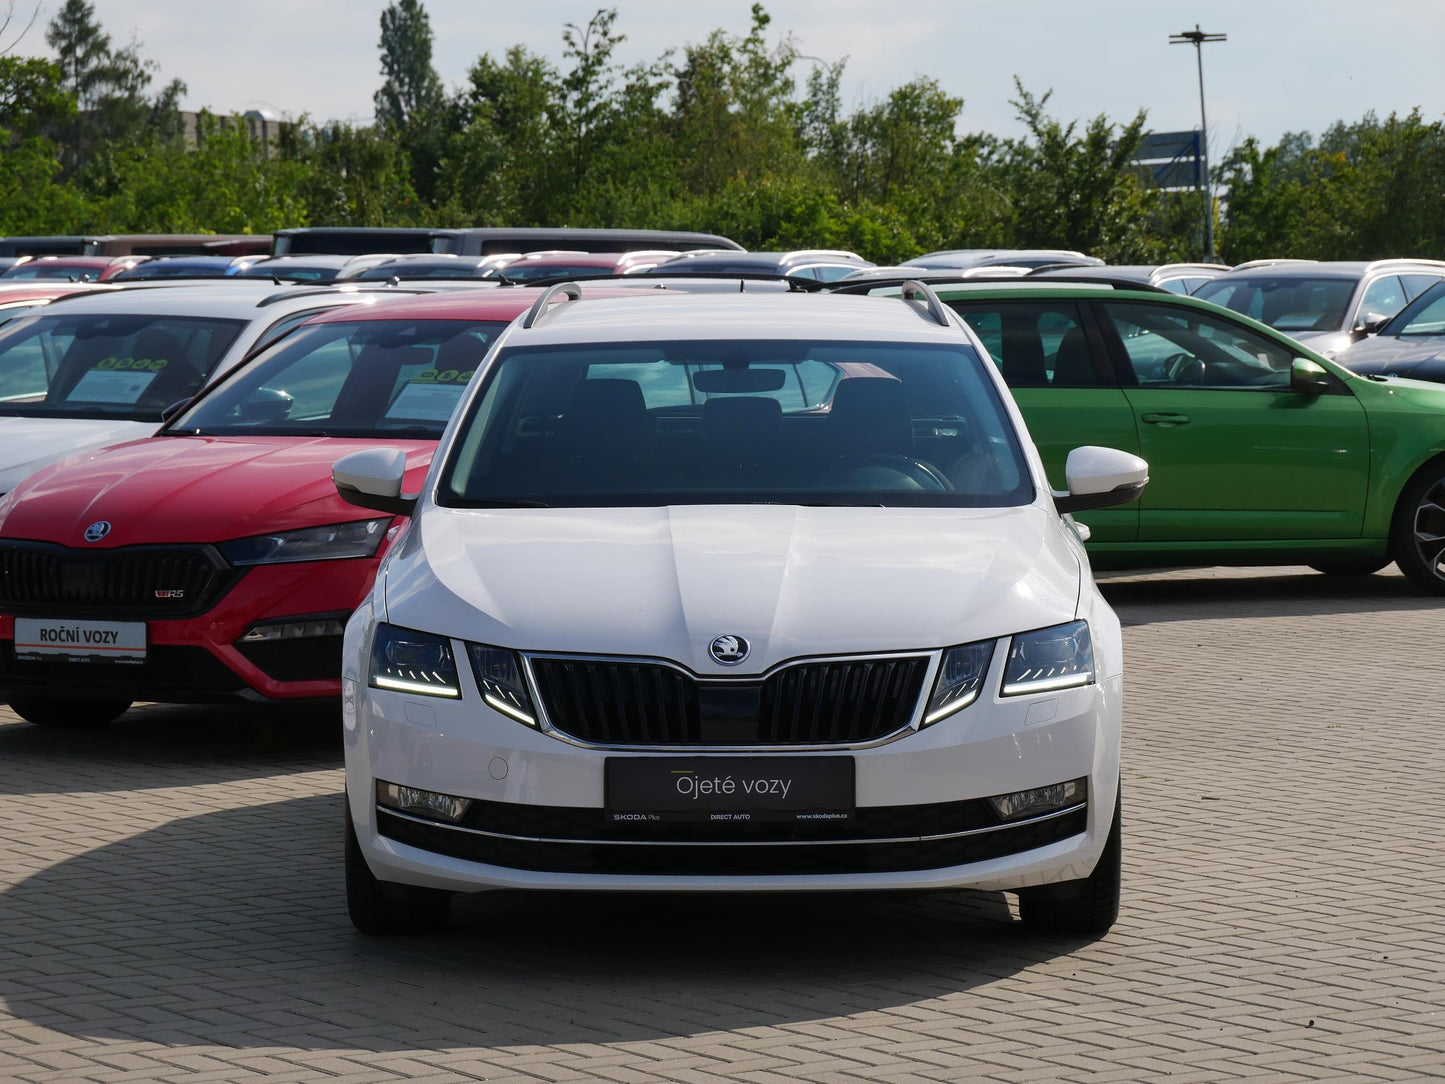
[
  {"x1": 605, "y1": 756, "x2": 854, "y2": 824},
  {"x1": 14, "y1": 619, "x2": 147, "y2": 664},
  {"x1": 386, "y1": 379, "x2": 468, "y2": 422},
  {"x1": 66, "y1": 368, "x2": 160, "y2": 405}
]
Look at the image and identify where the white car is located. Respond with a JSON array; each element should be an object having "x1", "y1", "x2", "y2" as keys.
[
  {"x1": 0, "y1": 282, "x2": 436, "y2": 494},
  {"x1": 336, "y1": 282, "x2": 1148, "y2": 937}
]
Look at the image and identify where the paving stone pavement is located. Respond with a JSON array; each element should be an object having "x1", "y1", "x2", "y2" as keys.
[{"x1": 0, "y1": 565, "x2": 1441, "y2": 1083}]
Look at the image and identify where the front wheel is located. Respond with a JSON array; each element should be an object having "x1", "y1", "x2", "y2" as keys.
[
  {"x1": 5, "y1": 695, "x2": 132, "y2": 728},
  {"x1": 1390, "y1": 463, "x2": 1445, "y2": 595},
  {"x1": 1016, "y1": 784, "x2": 1121, "y2": 937},
  {"x1": 345, "y1": 802, "x2": 451, "y2": 935}
]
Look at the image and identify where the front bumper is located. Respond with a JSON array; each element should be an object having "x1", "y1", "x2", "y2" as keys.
[
  {"x1": 346, "y1": 668, "x2": 1122, "y2": 894},
  {"x1": 0, "y1": 559, "x2": 383, "y2": 703}
]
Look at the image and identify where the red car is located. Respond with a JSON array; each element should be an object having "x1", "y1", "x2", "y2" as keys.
[
  {"x1": 0, "y1": 255, "x2": 146, "y2": 281},
  {"x1": 0, "y1": 289, "x2": 548, "y2": 726},
  {"x1": 0, "y1": 281, "x2": 108, "y2": 324}
]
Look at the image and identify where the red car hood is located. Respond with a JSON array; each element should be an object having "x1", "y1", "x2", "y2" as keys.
[{"x1": 0, "y1": 436, "x2": 435, "y2": 548}]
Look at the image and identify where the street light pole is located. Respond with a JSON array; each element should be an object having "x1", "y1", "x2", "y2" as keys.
[{"x1": 1170, "y1": 25, "x2": 1226, "y2": 261}]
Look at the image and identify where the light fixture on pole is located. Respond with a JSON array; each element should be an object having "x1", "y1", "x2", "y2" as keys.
[{"x1": 1170, "y1": 25, "x2": 1226, "y2": 261}]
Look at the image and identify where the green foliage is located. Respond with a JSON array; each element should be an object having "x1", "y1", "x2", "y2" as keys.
[
  {"x1": 1219, "y1": 111, "x2": 1445, "y2": 262},
  {"x1": 0, "y1": 1, "x2": 1439, "y2": 263}
]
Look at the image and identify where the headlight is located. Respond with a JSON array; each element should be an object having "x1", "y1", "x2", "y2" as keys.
[
  {"x1": 368, "y1": 623, "x2": 460, "y2": 698},
  {"x1": 467, "y1": 644, "x2": 536, "y2": 726},
  {"x1": 922, "y1": 640, "x2": 994, "y2": 725},
  {"x1": 1001, "y1": 621, "x2": 1094, "y2": 696},
  {"x1": 218, "y1": 518, "x2": 389, "y2": 566}
]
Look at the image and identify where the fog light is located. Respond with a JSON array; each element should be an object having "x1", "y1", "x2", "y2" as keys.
[
  {"x1": 987, "y1": 777, "x2": 1087, "y2": 822},
  {"x1": 376, "y1": 780, "x2": 472, "y2": 824},
  {"x1": 239, "y1": 617, "x2": 347, "y2": 642}
]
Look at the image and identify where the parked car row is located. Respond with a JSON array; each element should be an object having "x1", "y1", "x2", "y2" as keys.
[{"x1": 6, "y1": 240, "x2": 1445, "y2": 939}]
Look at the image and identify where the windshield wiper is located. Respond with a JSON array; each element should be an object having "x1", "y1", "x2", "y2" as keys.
[{"x1": 461, "y1": 498, "x2": 551, "y2": 508}]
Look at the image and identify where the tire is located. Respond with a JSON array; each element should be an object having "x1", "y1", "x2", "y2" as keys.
[
  {"x1": 5, "y1": 695, "x2": 132, "y2": 728},
  {"x1": 1309, "y1": 557, "x2": 1392, "y2": 577},
  {"x1": 1390, "y1": 461, "x2": 1445, "y2": 595},
  {"x1": 1017, "y1": 784, "x2": 1121, "y2": 937},
  {"x1": 345, "y1": 802, "x2": 451, "y2": 936}
]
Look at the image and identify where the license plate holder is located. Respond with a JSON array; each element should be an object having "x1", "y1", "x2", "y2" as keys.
[
  {"x1": 605, "y1": 756, "x2": 854, "y2": 825},
  {"x1": 13, "y1": 618, "x2": 147, "y2": 665}
]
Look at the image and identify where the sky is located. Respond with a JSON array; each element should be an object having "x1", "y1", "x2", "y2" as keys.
[{"x1": 20, "y1": 0, "x2": 1445, "y2": 160}]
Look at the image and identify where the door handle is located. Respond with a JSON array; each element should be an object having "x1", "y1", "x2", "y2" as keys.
[{"x1": 1140, "y1": 412, "x2": 1191, "y2": 426}]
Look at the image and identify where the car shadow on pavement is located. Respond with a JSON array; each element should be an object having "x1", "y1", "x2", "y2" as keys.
[
  {"x1": 0, "y1": 703, "x2": 340, "y2": 795},
  {"x1": 0, "y1": 793, "x2": 1085, "y2": 1051},
  {"x1": 1099, "y1": 567, "x2": 1440, "y2": 626}
]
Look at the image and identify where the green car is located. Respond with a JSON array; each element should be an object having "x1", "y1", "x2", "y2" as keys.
[{"x1": 845, "y1": 279, "x2": 1445, "y2": 594}]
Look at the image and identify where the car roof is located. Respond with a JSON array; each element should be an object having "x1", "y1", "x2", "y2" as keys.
[
  {"x1": 22, "y1": 282, "x2": 432, "y2": 319},
  {"x1": 304, "y1": 287, "x2": 556, "y2": 324},
  {"x1": 512, "y1": 291, "x2": 964, "y2": 345}
]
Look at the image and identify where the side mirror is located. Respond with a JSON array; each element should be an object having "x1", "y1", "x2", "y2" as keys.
[
  {"x1": 1290, "y1": 357, "x2": 1336, "y2": 395},
  {"x1": 160, "y1": 397, "x2": 192, "y2": 423},
  {"x1": 235, "y1": 387, "x2": 294, "y2": 424},
  {"x1": 1054, "y1": 446, "x2": 1149, "y2": 515},
  {"x1": 333, "y1": 448, "x2": 417, "y2": 516},
  {"x1": 1352, "y1": 311, "x2": 1391, "y2": 337}
]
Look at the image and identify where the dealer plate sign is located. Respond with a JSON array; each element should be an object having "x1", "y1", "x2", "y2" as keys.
[{"x1": 14, "y1": 619, "x2": 146, "y2": 664}]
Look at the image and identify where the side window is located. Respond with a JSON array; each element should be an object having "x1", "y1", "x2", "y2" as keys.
[
  {"x1": 1401, "y1": 274, "x2": 1442, "y2": 301},
  {"x1": 252, "y1": 308, "x2": 330, "y2": 354},
  {"x1": 1358, "y1": 276, "x2": 1407, "y2": 321},
  {"x1": 1104, "y1": 302, "x2": 1295, "y2": 390},
  {"x1": 951, "y1": 302, "x2": 1099, "y2": 388}
]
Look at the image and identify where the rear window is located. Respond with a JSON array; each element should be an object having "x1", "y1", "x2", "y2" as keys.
[
  {"x1": 1195, "y1": 276, "x2": 1355, "y2": 332},
  {"x1": 0, "y1": 314, "x2": 246, "y2": 421}
]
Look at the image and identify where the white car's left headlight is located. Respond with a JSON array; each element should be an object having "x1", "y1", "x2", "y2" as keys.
[
  {"x1": 1001, "y1": 621, "x2": 1094, "y2": 696},
  {"x1": 219, "y1": 518, "x2": 390, "y2": 565}
]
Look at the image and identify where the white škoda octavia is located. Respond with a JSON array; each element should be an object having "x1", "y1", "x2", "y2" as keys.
[{"x1": 335, "y1": 281, "x2": 1147, "y2": 937}]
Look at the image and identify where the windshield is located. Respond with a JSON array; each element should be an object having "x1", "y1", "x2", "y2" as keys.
[
  {"x1": 1194, "y1": 276, "x2": 1355, "y2": 333},
  {"x1": 492, "y1": 263, "x2": 613, "y2": 282},
  {"x1": 171, "y1": 318, "x2": 506, "y2": 438},
  {"x1": 439, "y1": 339, "x2": 1032, "y2": 508},
  {"x1": 355, "y1": 263, "x2": 479, "y2": 280},
  {"x1": 117, "y1": 262, "x2": 230, "y2": 280},
  {"x1": 1, "y1": 264, "x2": 97, "y2": 280},
  {"x1": 0, "y1": 313, "x2": 246, "y2": 421},
  {"x1": 235, "y1": 265, "x2": 339, "y2": 283},
  {"x1": 1388, "y1": 283, "x2": 1445, "y2": 337}
]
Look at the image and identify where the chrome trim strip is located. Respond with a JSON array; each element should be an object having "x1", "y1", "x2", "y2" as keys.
[
  {"x1": 518, "y1": 648, "x2": 945, "y2": 753},
  {"x1": 376, "y1": 801, "x2": 1087, "y2": 848}
]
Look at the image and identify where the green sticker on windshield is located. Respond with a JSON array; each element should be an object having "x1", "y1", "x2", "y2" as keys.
[{"x1": 411, "y1": 368, "x2": 474, "y2": 385}]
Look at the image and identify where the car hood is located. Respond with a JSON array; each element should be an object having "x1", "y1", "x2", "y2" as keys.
[
  {"x1": 1286, "y1": 329, "x2": 1355, "y2": 358},
  {"x1": 0, "y1": 436, "x2": 435, "y2": 548},
  {"x1": 1337, "y1": 335, "x2": 1445, "y2": 373},
  {"x1": 383, "y1": 503, "x2": 1082, "y2": 674},
  {"x1": 0, "y1": 416, "x2": 156, "y2": 494}
]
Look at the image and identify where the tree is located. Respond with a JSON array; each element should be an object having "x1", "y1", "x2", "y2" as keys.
[
  {"x1": 44, "y1": 0, "x2": 184, "y2": 174},
  {"x1": 374, "y1": 0, "x2": 443, "y2": 132},
  {"x1": 374, "y1": 0, "x2": 448, "y2": 204}
]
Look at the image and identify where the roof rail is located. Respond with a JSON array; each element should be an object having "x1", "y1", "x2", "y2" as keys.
[
  {"x1": 899, "y1": 280, "x2": 951, "y2": 327},
  {"x1": 522, "y1": 281, "x2": 583, "y2": 328},
  {"x1": 517, "y1": 270, "x2": 828, "y2": 292},
  {"x1": 830, "y1": 273, "x2": 1168, "y2": 295},
  {"x1": 1230, "y1": 258, "x2": 1317, "y2": 271},
  {"x1": 1364, "y1": 258, "x2": 1445, "y2": 272}
]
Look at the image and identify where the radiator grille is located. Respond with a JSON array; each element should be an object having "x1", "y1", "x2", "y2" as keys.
[
  {"x1": 530, "y1": 654, "x2": 928, "y2": 746},
  {"x1": 0, "y1": 541, "x2": 238, "y2": 618}
]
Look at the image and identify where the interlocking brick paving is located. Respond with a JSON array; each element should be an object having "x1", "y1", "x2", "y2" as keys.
[{"x1": 0, "y1": 566, "x2": 1440, "y2": 1082}]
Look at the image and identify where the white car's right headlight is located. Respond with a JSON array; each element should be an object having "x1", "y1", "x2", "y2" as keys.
[
  {"x1": 1001, "y1": 621, "x2": 1094, "y2": 696},
  {"x1": 922, "y1": 641, "x2": 995, "y2": 726}
]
